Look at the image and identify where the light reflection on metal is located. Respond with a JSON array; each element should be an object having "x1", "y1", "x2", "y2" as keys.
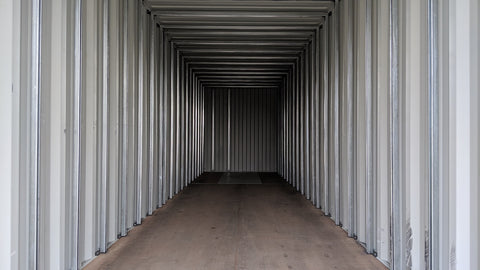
[
  {"x1": 148, "y1": 14, "x2": 156, "y2": 215},
  {"x1": 428, "y1": 0, "x2": 440, "y2": 268},
  {"x1": 72, "y1": 0, "x2": 82, "y2": 267},
  {"x1": 136, "y1": 2, "x2": 144, "y2": 226},
  {"x1": 99, "y1": 0, "x2": 109, "y2": 253}
]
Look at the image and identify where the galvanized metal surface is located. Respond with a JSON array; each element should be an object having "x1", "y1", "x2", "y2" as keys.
[
  {"x1": 71, "y1": 0, "x2": 82, "y2": 268},
  {"x1": 344, "y1": 0, "x2": 355, "y2": 239},
  {"x1": 321, "y1": 21, "x2": 330, "y2": 215},
  {"x1": 120, "y1": 0, "x2": 129, "y2": 236},
  {"x1": 332, "y1": 4, "x2": 341, "y2": 226},
  {"x1": 365, "y1": 0, "x2": 376, "y2": 254},
  {"x1": 99, "y1": 0, "x2": 109, "y2": 253},
  {"x1": 5, "y1": 0, "x2": 480, "y2": 269},
  {"x1": 148, "y1": 15, "x2": 156, "y2": 215},
  {"x1": 428, "y1": 0, "x2": 440, "y2": 268},
  {"x1": 204, "y1": 88, "x2": 278, "y2": 172},
  {"x1": 29, "y1": 0, "x2": 41, "y2": 268},
  {"x1": 136, "y1": 3, "x2": 145, "y2": 225},
  {"x1": 389, "y1": 0, "x2": 404, "y2": 268}
]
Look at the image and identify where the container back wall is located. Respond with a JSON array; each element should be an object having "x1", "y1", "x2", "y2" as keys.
[{"x1": 203, "y1": 88, "x2": 278, "y2": 172}]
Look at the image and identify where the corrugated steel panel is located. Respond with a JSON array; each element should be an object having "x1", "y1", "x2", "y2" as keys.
[{"x1": 204, "y1": 88, "x2": 278, "y2": 172}]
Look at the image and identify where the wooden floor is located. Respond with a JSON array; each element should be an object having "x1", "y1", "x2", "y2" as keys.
[{"x1": 85, "y1": 173, "x2": 387, "y2": 270}]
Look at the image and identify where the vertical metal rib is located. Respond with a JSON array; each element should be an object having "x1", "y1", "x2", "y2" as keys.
[
  {"x1": 178, "y1": 57, "x2": 183, "y2": 188},
  {"x1": 389, "y1": 0, "x2": 403, "y2": 268},
  {"x1": 228, "y1": 88, "x2": 231, "y2": 171},
  {"x1": 163, "y1": 31, "x2": 169, "y2": 203},
  {"x1": 99, "y1": 0, "x2": 109, "y2": 253},
  {"x1": 201, "y1": 83, "x2": 204, "y2": 174},
  {"x1": 282, "y1": 80, "x2": 285, "y2": 178},
  {"x1": 195, "y1": 79, "x2": 198, "y2": 176},
  {"x1": 136, "y1": 1, "x2": 143, "y2": 225},
  {"x1": 202, "y1": 83, "x2": 204, "y2": 173},
  {"x1": 197, "y1": 81, "x2": 200, "y2": 174},
  {"x1": 211, "y1": 89, "x2": 215, "y2": 171},
  {"x1": 365, "y1": 0, "x2": 375, "y2": 253},
  {"x1": 305, "y1": 45, "x2": 310, "y2": 200},
  {"x1": 315, "y1": 27, "x2": 321, "y2": 208},
  {"x1": 294, "y1": 60, "x2": 298, "y2": 188},
  {"x1": 333, "y1": 7, "x2": 341, "y2": 225},
  {"x1": 178, "y1": 54, "x2": 183, "y2": 190},
  {"x1": 191, "y1": 70, "x2": 194, "y2": 179},
  {"x1": 148, "y1": 14, "x2": 155, "y2": 215},
  {"x1": 182, "y1": 57, "x2": 186, "y2": 187},
  {"x1": 428, "y1": 0, "x2": 439, "y2": 268},
  {"x1": 298, "y1": 56, "x2": 302, "y2": 191},
  {"x1": 283, "y1": 80, "x2": 286, "y2": 176},
  {"x1": 194, "y1": 71, "x2": 197, "y2": 178},
  {"x1": 345, "y1": 0, "x2": 355, "y2": 238},
  {"x1": 120, "y1": 0, "x2": 128, "y2": 236},
  {"x1": 282, "y1": 79, "x2": 285, "y2": 178},
  {"x1": 164, "y1": 34, "x2": 170, "y2": 201},
  {"x1": 190, "y1": 71, "x2": 193, "y2": 179},
  {"x1": 285, "y1": 78, "x2": 288, "y2": 180},
  {"x1": 173, "y1": 49, "x2": 182, "y2": 194},
  {"x1": 291, "y1": 71, "x2": 295, "y2": 183},
  {"x1": 30, "y1": 0, "x2": 42, "y2": 268},
  {"x1": 195, "y1": 80, "x2": 198, "y2": 175},
  {"x1": 186, "y1": 62, "x2": 190, "y2": 185},
  {"x1": 294, "y1": 61, "x2": 298, "y2": 187},
  {"x1": 200, "y1": 83, "x2": 204, "y2": 174},
  {"x1": 195, "y1": 74, "x2": 198, "y2": 177},
  {"x1": 72, "y1": 0, "x2": 82, "y2": 267},
  {"x1": 185, "y1": 63, "x2": 190, "y2": 185},
  {"x1": 299, "y1": 52, "x2": 304, "y2": 195},
  {"x1": 199, "y1": 81, "x2": 201, "y2": 174},
  {"x1": 187, "y1": 68, "x2": 190, "y2": 180},
  {"x1": 158, "y1": 26, "x2": 164, "y2": 206},
  {"x1": 186, "y1": 64, "x2": 190, "y2": 185},
  {"x1": 310, "y1": 37, "x2": 316, "y2": 204},
  {"x1": 285, "y1": 78, "x2": 288, "y2": 178},
  {"x1": 163, "y1": 29, "x2": 168, "y2": 200},
  {"x1": 169, "y1": 42, "x2": 174, "y2": 198},
  {"x1": 155, "y1": 24, "x2": 161, "y2": 206},
  {"x1": 322, "y1": 20, "x2": 329, "y2": 213},
  {"x1": 188, "y1": 67, "x2": 191, "y2": 182}
]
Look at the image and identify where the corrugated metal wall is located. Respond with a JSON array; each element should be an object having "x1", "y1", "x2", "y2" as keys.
[
  {"x1": 3, "y1": 1, "x2": 206, "y2": 268},
  {"x1": 4, "y1": 0, "x2": 480, "y2": 270},
  {"x1": 204, "y1": 88, "x2": 278, "y2": 172}
]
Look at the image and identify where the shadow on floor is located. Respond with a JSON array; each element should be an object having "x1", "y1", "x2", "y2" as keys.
[{"x1": 193, "y1": 172, "x2": 286, "y2": 185}]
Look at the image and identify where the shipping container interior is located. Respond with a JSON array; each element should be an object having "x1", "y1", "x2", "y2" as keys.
[{"x1": 1, "y1": 0, "x2": 479, "y2": 269}]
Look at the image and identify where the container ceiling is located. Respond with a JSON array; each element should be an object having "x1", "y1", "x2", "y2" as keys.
[{"x1": 145, "y1": 0, "x2": 334, "y2": 88}]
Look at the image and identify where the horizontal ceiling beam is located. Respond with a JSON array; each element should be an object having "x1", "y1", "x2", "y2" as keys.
[
  {"x1": 147, "y1": 1, "x2": 333, "y2": 12},
  {"x1": 202, "y1": 85, "x2": 280, "y2": 88}
]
